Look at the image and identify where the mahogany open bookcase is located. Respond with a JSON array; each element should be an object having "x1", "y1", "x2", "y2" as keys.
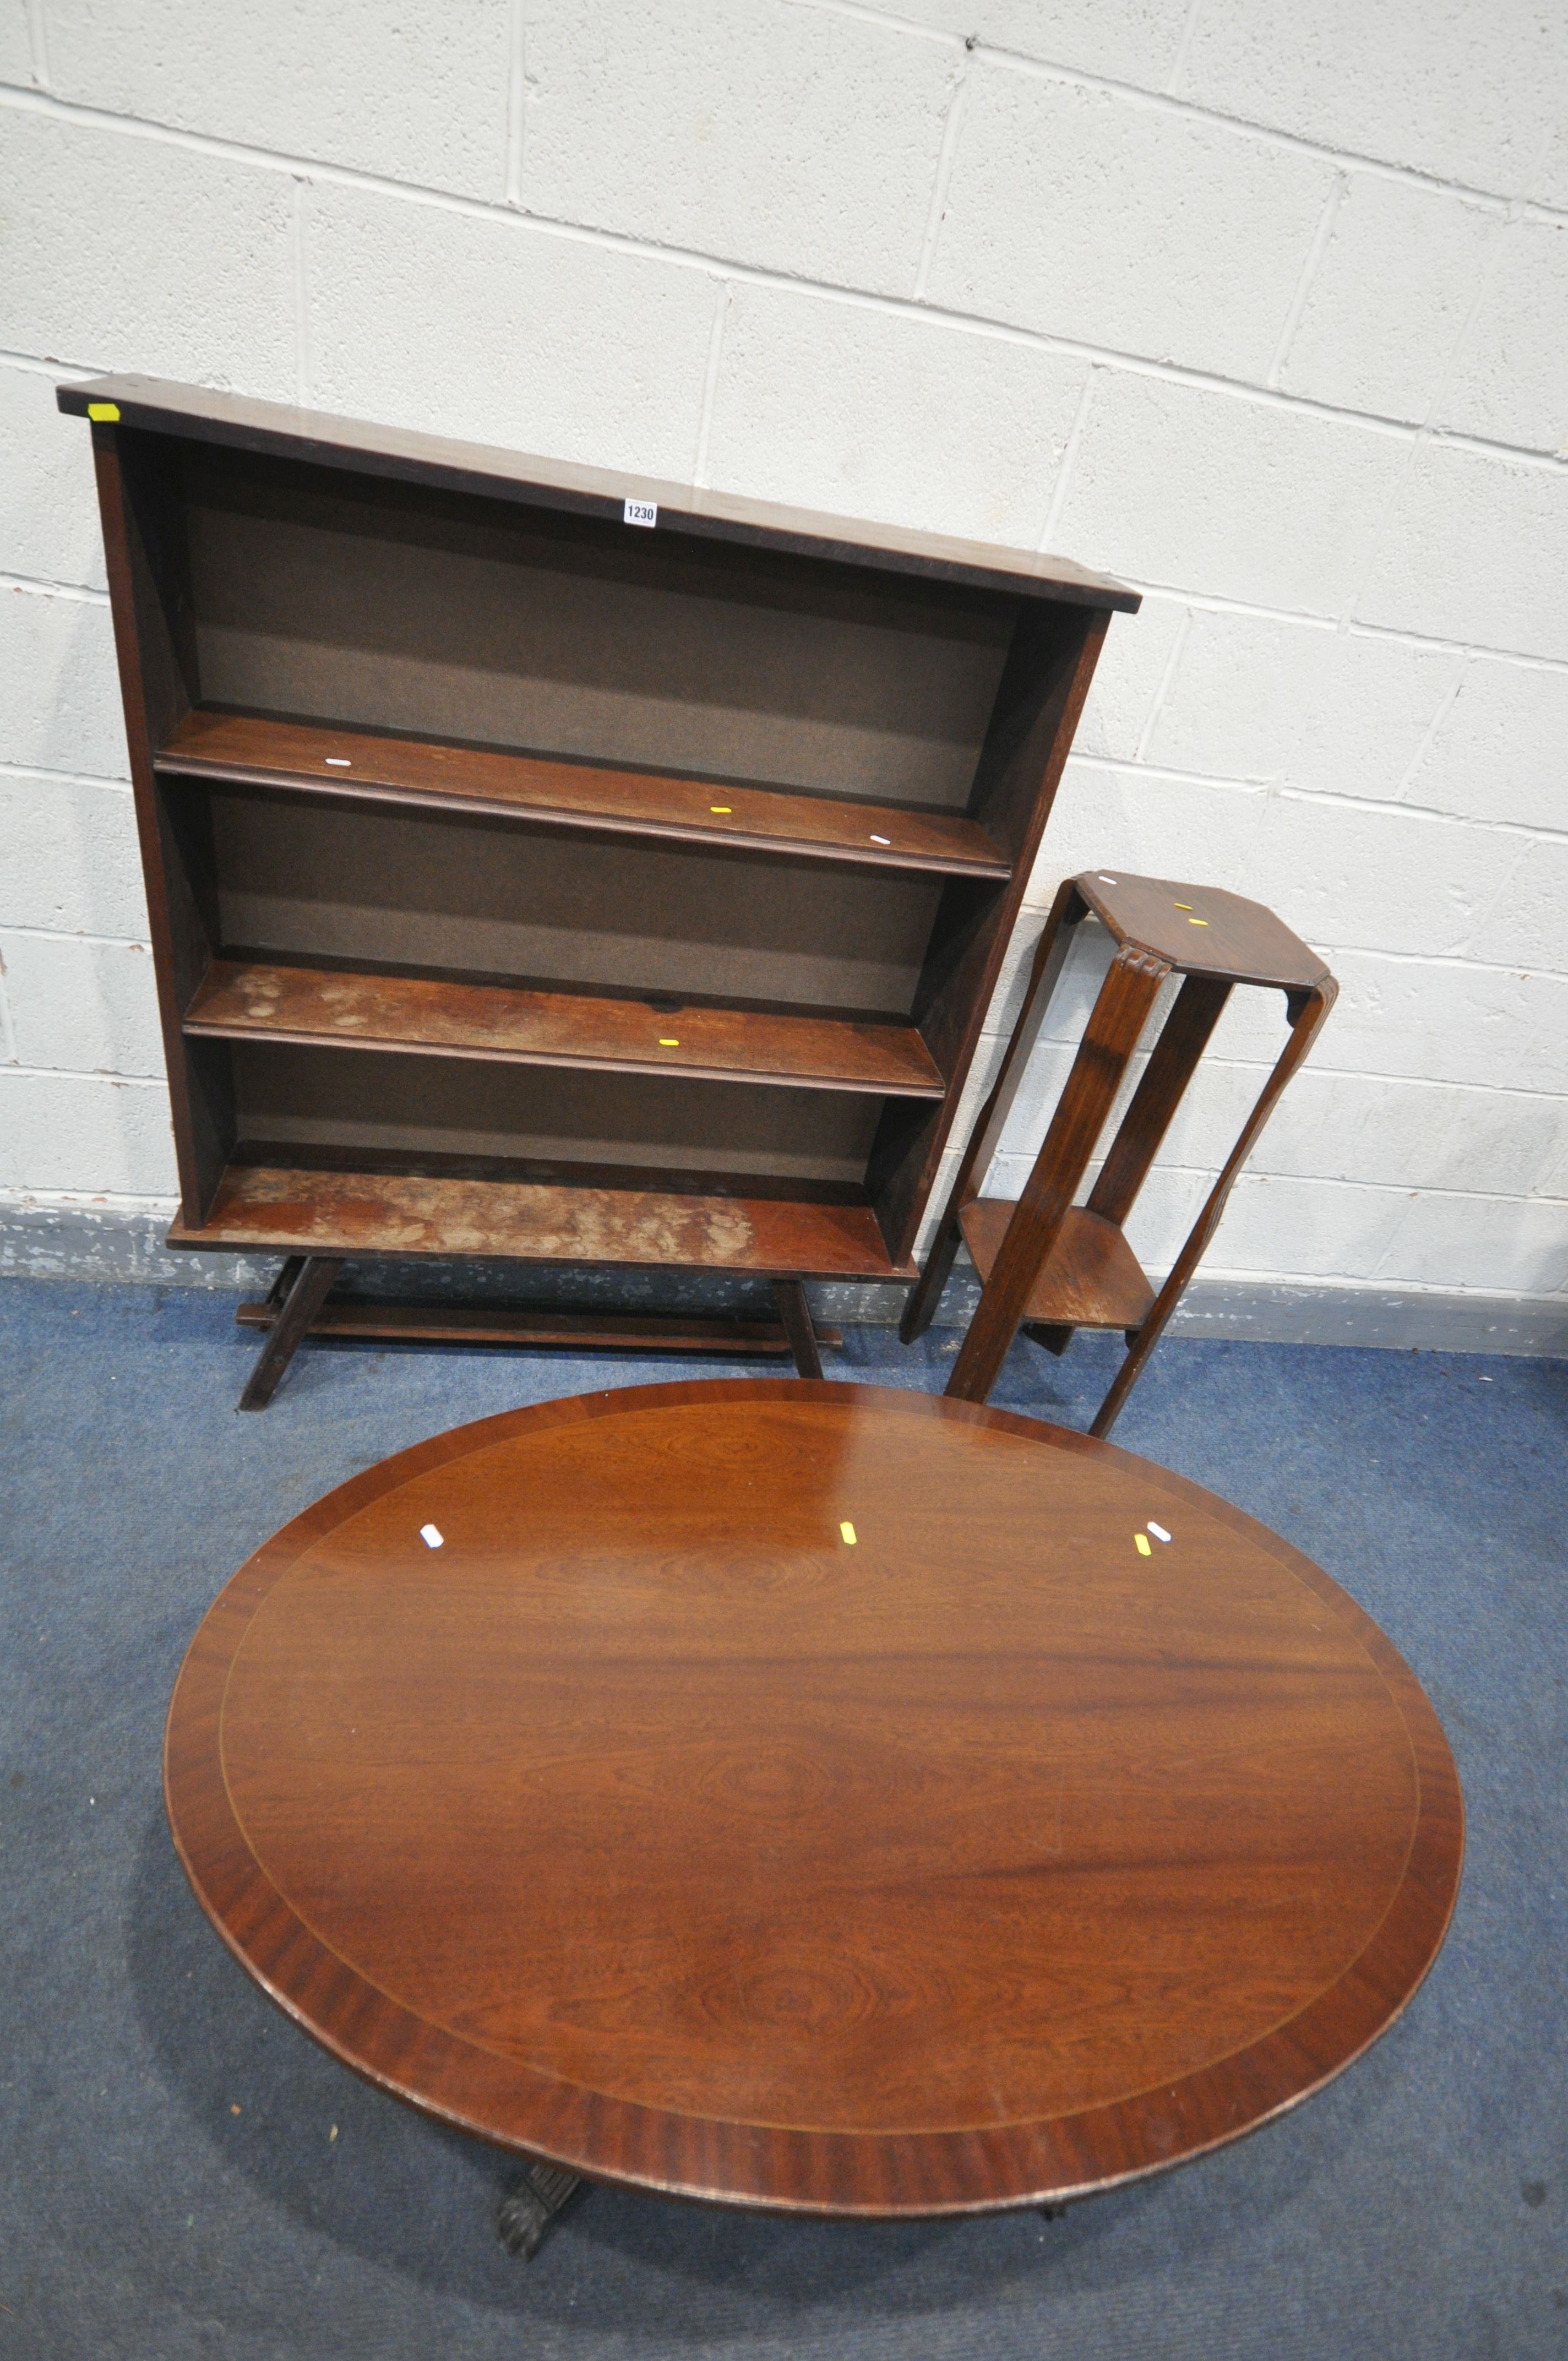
[{"x1": 62, "y1": 375, "x2": 1138, "y2": 1402}]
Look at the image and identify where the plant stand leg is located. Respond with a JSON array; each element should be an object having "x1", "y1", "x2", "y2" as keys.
[
  {"x1": 899, "y1": 1209, "x2": 963, "y2": 1343},
  {"x1": 773, "y1": 1279, "x2": 825, "y2": 1379},
  {"x1": 946, "y1": 945, "x2": 1168, "y2": 1405},
  {"x1": 497, "y1": 2161, "x2": 586, "y2": 2260},
  {"x1": 1087, "y1": 980, "x2": 1336, "y2": 1440},
  {"x1": 1022, "y1": 1321, "x2": 1075, "y2": 1357},
  {"x1": 236, "y1": 1254, "x2": 345, "y2": 1412},
  {"x1": 901, "y1": 880, "x2": 1088, "y2": 1350}
]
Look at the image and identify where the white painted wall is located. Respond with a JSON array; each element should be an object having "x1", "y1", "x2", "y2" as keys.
[{"x1": 2, "y1": 0, "x2": 1565, "y2": 1310}]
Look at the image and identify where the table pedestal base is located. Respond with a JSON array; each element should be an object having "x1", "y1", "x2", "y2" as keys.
[
  {"x1": 493, "y1": 2173, "x2": 1069, "y2": 2257},
  {"x1": 497, "y1": 2161, "x2": 587, "y2": 2260}
]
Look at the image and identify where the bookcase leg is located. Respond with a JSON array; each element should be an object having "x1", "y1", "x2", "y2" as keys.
[
  {"x1": 773, "y1": 1280, "x2": 825, "y2": 1379},
  {"x1": 237, "y1": 1255, "x2": 345, "y2": 1412}
]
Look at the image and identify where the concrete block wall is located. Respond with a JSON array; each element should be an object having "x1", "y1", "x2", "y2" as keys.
[{"x1": 2, "y1": 0, "x2": 1565, "y2": 1328}]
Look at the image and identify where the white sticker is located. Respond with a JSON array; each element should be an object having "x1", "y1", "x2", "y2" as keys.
[
  {"x1": 420, "y1": 1524, "x2": 444, "y2": 1549},
  {"x1": 324, "y1": 756, "x2": 351, "y2": 767},
  {"x1": 869, "y1": 834, "x2": 891, "y2": 846},
  {"x1": 623, "y1": 498, "x2": 657, "y2": 528},
  {"x1": 1147, "y1": 1520, "x2": 1171, "y2": 1543}
]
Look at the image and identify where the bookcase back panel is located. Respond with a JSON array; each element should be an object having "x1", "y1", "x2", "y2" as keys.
[
  {"x1": 210, "y1": 791, "x2": 941, "y2": 1016},
  {"x1": 233, "y1": 1045, "x2": 879, "y2": 1186},
  {"x1": 181, "y1": 450, "x2": 1013, "y2": 809}
]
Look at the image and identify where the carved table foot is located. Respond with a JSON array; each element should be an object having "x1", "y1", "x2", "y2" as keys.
[{"x1": 497, "y1": 2160, "x2": 586, "y2": 2259}]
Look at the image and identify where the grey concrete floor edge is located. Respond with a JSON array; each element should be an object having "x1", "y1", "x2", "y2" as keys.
[{"x1": 2, "y1": 1204, "x2": 1565, "y2": 1354}]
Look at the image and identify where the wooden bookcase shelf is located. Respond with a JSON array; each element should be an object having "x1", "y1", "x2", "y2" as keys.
[
  {"x1": 183, "y1": 959, "x2": 946, "y2": 1097},
  {"x1": 171, "y1": 1161, "x2": 905, "y2": 1280},
  {"x1": 64, "y1": 372, "x2": 1137, "y2": 1399},
  {"x1": 156, "y1": 710, "x2": 1015, "y2": 882}
]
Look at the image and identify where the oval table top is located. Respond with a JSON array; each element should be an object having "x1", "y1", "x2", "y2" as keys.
[{"x1": 165, "y1": 1380, "x2": 1462, "y2": 2216}]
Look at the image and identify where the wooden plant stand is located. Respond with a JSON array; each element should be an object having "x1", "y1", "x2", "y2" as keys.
[
  {"x1": 62, "y1": 374, "x2": 1136, "y2": 1407},
  {"x1": 901, "y1": 872, "x2": 1337, "y2": 1432}
]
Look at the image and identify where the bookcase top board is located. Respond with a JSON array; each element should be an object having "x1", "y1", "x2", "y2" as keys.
[{"x1": 57, "y1": 375, "x2": 1140, "y2": 614}]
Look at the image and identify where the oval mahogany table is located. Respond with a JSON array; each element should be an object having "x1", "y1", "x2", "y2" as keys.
[{"x1": 166, "y1": 1380, "x2": 1462, "y2": 2230}]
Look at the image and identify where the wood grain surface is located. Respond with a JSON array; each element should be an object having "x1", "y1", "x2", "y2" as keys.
[
  {"x1": 184, "y1": 959, "x2": 946, "y2": 1098},
  {"x1": 156, "y1": 710, "x2": 1014, "y2": 880},
  {"x1": 165, "y1": 1381, "x2": 1462, "y2": 2216},
  {"x1": 959, "y1": 1200, "x2": 1155, "y2": 1329},
  {"x1": 1078, "y1": 874, "x2": 1331, "y2": 989},
  {"x1": 168, "y1": 1164, "x2": 912, "y2": 1279}
]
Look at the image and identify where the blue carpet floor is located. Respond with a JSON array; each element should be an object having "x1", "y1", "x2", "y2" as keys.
[{"x1": 1, "y1": 1276, "x2": 1564, "y2": 2360}]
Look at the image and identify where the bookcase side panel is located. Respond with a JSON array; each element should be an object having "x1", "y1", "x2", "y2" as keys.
[
  {"x1": 92, "y1": 427, "x2": 234, "y2": 1222},
  {"x1": 867, "y1": 605, "x2": 1114, "y2": 1264}
]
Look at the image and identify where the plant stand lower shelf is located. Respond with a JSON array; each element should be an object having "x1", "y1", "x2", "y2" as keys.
[{"x1": 957, "y1": 1200, "x2": 1155, "y2": 1336}]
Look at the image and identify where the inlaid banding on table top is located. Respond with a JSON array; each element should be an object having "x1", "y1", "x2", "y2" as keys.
[{"x1": 166, "y1": 1383, "x2": 1462, "y2": 2211}]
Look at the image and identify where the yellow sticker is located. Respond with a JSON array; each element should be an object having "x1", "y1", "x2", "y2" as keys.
[
  {"x1": 1135, "y1": 1532, "x2": 1152, "y2": 1555},
  {"x1": 840, "y1": 1521, "x2": 857, "y2": 1546},
  {"x1": 1174, "y1": 902, "x2": 1193, "y2": 911},
  {"x1": 87, "y1": 401, "x2": 121, "y2": 422},
  {"x1": 658, "y1": 1037, "x2": 679, "y2": 1046},
  {"x1": 710, "y1": 804, "x2": 732, "y2": 814},
  {"x1": 1188, "y1": 917, "x2": 1209, "y2": 926}
]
